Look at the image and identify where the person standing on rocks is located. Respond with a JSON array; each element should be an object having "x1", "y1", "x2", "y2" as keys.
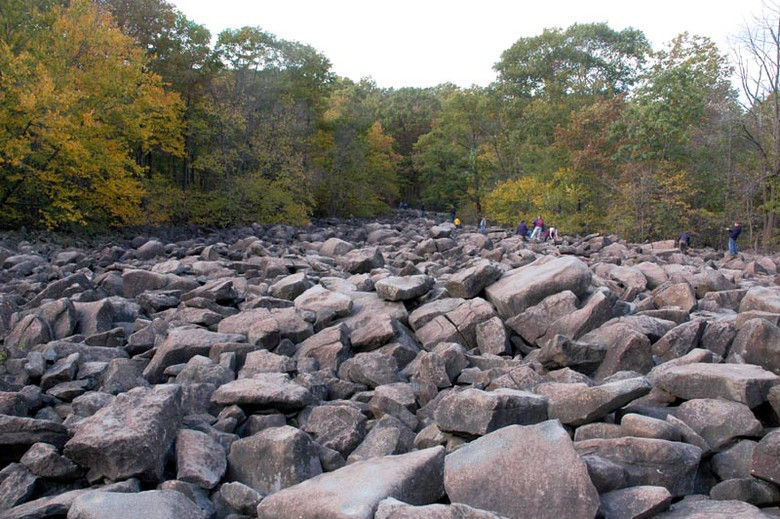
[
  {"x1": 530, "y1": 215, "x2": 544, "y2": 241},
  {"x1": 679, "y1": 231, "x2": 691, "y2": 253},
  {"x1": 727, "y1": 221, "x2": 742, "y2": 254},
  {"x1": 479, "y1": 215, "x2": 487, "y2": 234},
  {"x1": 450, "y1": 207, "x2": 456, "y2": 222}
]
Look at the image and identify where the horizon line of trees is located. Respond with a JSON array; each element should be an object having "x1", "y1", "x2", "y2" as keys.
[{"x1": 0, "y1": 0, "x2": 778, "y2": 249}]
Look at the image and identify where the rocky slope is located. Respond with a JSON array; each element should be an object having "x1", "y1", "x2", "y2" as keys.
[{"x1": 0, "y1": 214, "x2": 779, "y2": 519}]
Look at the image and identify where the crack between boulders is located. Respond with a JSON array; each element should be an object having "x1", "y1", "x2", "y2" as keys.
[{"x1": 442, "y1": 313, "x2": 471, "y2": 349}]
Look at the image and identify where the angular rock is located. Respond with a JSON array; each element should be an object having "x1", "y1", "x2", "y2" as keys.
[
  {"x1": 537, "y1": 377, "x2": 651, "y2": 426},
  {"x1": 227, "y1": 425, "x2": 322, "y2": 494},
  {"x1": 256, "y1": 447, "x2": 445, "y2": 519},
  {"x1": 710, "y1": 477, "x2": 780, "y2": 506},
  {"x1": 652, "y1": 283, "x2": 697, "y2": 313},
  {"x1": 653, "y1": 496, "x2": 772, "y2": 518},
  {"x1": 212, "y1": 373, "x2": 312, "y2": 411},
  {"x1": 20, "y1": 442, "x2": 80, "y2": 479},
  {"x1": 340, "y1": 247, "x2": 385, "y2": 274},
  {"x1": 484, "y1": 256, "x2": 592, "y2": 319},
  {"x1": 653, "y1": 363, "x2": 779, "y2": 408},
  {"x1": 575, "y1": 437, "x2": 702, "y2": 496},
  {"x1": 444, "y1": 420, "x2": 599, "y2": 519},
  {"x1": 445, "y1": 259, "x2": 503, "y2": 299},
  {"x1": 143, "y1": 328, "x2": 245, "y2": 383},
  {"x1": 751, "y1": 429, "x2": 780, "y2": 485},
  {"x1": 176, "y1": 428, "x2": 227, "y2": 489},
  {"x1": 302, "y1": 403, "x2": 368, "y2": 456},
  {"x1": 68, "y1": 490, "x2": 207, "y2": 519},
  {"x1": 64, "y1": 385, "x2": 182, "y2": 482},
  {"x1": 434, "y1": 388, "x2": 547, "y2": 436},
  {"x1": 294, "y1": 323, "x2": 351, "y2": 372},
  {"x1": 506, "y1": 291, "x2": 579, "y2": 346},
  {"x1": 475, "y1": 317, "x2": 510, "y2": 356},
  {"x1": 599, "y1": 485, "x2": 672, "y2": 519},
  {"x1": 347, "y1": 414, "x2": 416, "y2": 463},
  {"x1": 269, "y1": 272, "x2": 312, "y2": 301},
  {"x1": 728, "y1": 318, "x2": 780, "y2": 375},
  {"x1": 674, "y1": 398, "x2": 762, "y2": 451},
  {"x1": 375, "y1": 275, "x2": 434, "y2": 302},
  {"x1": 652, "y1": 320, "x2": 706, "y2": 363},
  {"x1": 375, "y1": 498, "x2": 506, "y2": 519}
]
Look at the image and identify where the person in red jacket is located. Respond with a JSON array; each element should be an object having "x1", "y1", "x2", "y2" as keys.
[{"x1": 529, "y1": 215, "x2": 544, "y2": 241}]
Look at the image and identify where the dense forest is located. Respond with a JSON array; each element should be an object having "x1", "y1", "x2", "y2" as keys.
[{"x1": 0, "y1": 0, "x2": 778, "y2": 248}]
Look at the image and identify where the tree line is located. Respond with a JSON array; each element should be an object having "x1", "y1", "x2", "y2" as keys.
[{"x1": 0, "y1": 0, "x2": 777, "y2": 248}]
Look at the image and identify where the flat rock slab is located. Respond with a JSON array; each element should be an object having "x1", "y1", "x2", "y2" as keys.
[
  {"x1": 0, "y1": 416, "x2": 68, "y2": 461},
  {"x1": 434, "y1": 388, "x2": 548, "y2": 436},
  {"x1": 653, "y1": 363, "x2": 779, "y2": 408},
  {"x1": 212, "y1": 373, "x2": 312, "y2": 411},
  {"x1": 143, "y1": 328, "x2": 245, "y2": 383},
  {"x1": 674, "y1": 399, "x2": 763, "y2": 451},
  {"x1": 375, "y1": 497, "x2": 506, "y2": 518},
  {"x1": 484, "y1": 256, "x2": 591, "y2": 320},
  {"x1": 444, "y1": 420, "x2": 599, "y2": 519},
  {"x1": 255, "y1": 446, "x2": 445, "y2": 519},
  {"x1": 653, "y1": 497, "x2": 773, "y2": 518},
  {"x1": 599, "y1": 485, "x2": 672, "y2": 519},
  {"x1": 375, "y1": 275, "x2": 433, "y2": 301},
  {"x1": 64, "y1": 385, "x2": 182, "y2": 483},
  {"x1": 537, "y1": 377, "x2": 651, "y2": 426},
  {"x1": 575, "y1": 437, "x2": 702, "y2": 497},
  {"x1": 68, "y1": 490, "x2": 207, "y2": 519}
]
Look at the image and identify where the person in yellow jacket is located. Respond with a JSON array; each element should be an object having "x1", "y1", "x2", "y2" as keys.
[{"x1": 454, "y1": 217, "x2": 461, "y2": 229}]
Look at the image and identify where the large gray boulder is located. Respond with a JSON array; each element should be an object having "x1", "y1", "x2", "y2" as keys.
[
  {"x1": 751, "y1": 429, "x2": 780, "y2": 485},
  {"x1": 211, "y1": 373, "x2": 312, "y2": 411},
  {"x1": 227, "y1": 425, "x2": 322, "y2": 495},
  {"x1": 653, "y1": 496, "x2": 772, "y2": 518},
  {"x1": 653, "y1": 363, "x2": 779, "y2": 408},
  {"x1": 445, "y1": 259, "x2": 503, "y2": 299},
  {"x1": 434, "y1": 388, "x2": 547, "y2": 436},
  {"x1": 537, "y1": 377, "x2": 651, "y2": 426},
  {"x1": 598, "y1": 486, "x2": 672, "y2": 519},
  {"x1": 143, "y1": 328, "x2": 245, "y2": 383},
  {"x1": 375, "y1": 498, "x2": 506, "y2": 519},
  {"x1": 674, "y1": 399, "x2": 763, "y2": 451},
  {"x1": 375, "y1": 275, "x2": 434, "y2": 302},
  {"x1": 484, "y1": 256, "x2": 592, "y2": 319},
  {"x1": 444, "y1": 420, "x2": 599, "y2": 519},
  {"x1": 68, "y1": 490, "x2": 207, "y2": 519},
  {"x1": 64, "y1": 385, "x2": 182, "y2": 483},
  {"x1": 728, "y1": 318, "x2": 780, "y2": 375},
  {"x1": 255, "y1": 447, "x2": 445, "y2": 519},
  {"x1": 575, "y1": 437, "x2": 702, "y2": 496},
  {"x1": 176, "y1": 429, "x2": 227, "y2": 489}
]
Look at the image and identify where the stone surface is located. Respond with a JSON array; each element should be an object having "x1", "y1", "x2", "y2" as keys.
[
  {"x1": 575, "y1": 437, "x2": 702, "y2": 496},
  {"x1": 255, "y1": 447, "x2": 445, "y2": 519},
  {"x1": 64, "y1": 385, "x2": 182, "y2": 482},
  {"x1": 68, "y1": 490, "x2": 207, "y2": 519},
  {"x1": 484, "y1": 256, "x2": 592, "y2": 319},
  {"x1": 227, "y1": 425, "x2": 322, "y2": 494},
  {"x1": 434, "y1": 388, "x2": 547, "y2": 436},
  {"x1": 444, "y1": 420, "x2": 599, "y2": 519},
  {"x1": 653, "y1": 363, "x2": 779, "y2": 408}
]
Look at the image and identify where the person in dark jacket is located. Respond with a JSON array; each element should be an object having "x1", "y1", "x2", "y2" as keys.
[
  {"x1": 679, "y1": 232, "x2": 691, "y2": 253},
  {"x1": 728, "y1": 222, "x2": 742, "y2": 254},
  {"x1": 516, "y1": 220, "x2": 528, "y2": 241}
]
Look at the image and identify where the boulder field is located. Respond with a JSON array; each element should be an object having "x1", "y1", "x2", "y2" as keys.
[{"x1": 0, "y1": 213, "x2": 779, "y2": 519}]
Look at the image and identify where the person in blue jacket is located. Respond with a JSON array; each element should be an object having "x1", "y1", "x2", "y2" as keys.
[
  {"x1": 728, "y1": 222, "x2": 742, "y2": 254},
  {"x1": 516, "y1": 220, "x2": 528, "y2": 241}
]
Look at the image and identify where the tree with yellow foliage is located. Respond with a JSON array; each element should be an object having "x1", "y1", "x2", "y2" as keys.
[{"x1": 0, "y1": 0, "x2": 182, "y2": 229}]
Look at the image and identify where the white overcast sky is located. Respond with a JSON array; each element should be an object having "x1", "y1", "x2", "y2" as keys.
[{"x1": 169, "y1": 0, "x2": 768, "y2": 89}]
